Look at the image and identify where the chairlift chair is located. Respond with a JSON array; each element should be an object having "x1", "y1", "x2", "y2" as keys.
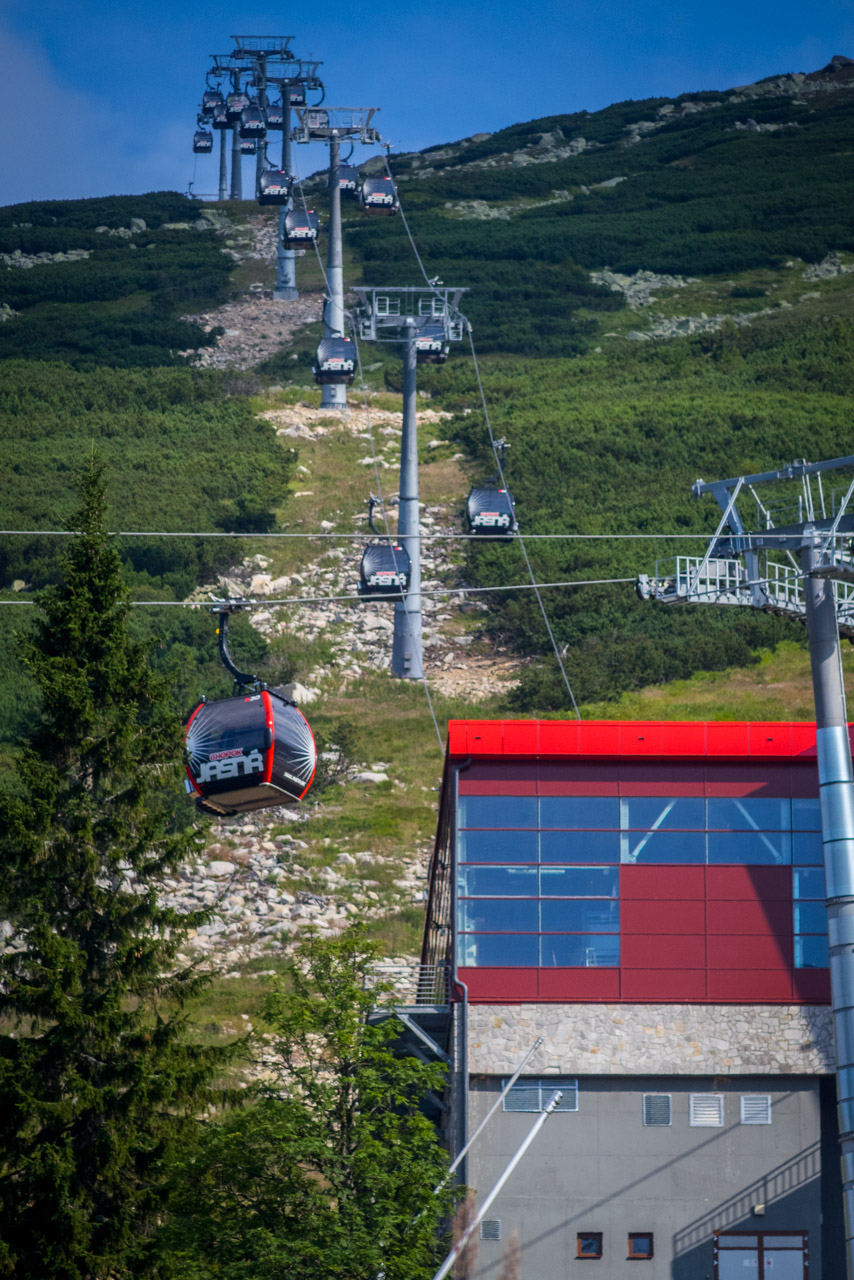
[
  {"x1": 360, "y1": 175, "x2": 399, "y2": 215},
  {"x1": 358, "y1": 541, "x2": 411, "y2": 599},
  {"x1": 258, "y1": 169, "x2": 292, "y2": 205},
  {"x1": 415, "y1": 325, "x2": 449, "y2": 364},
  {"x1": 239, "y1": 104, "x2": 267, "y2": 138},
  {"x1": 225, "y1": 91, "x2": 250, "y2": 123},
  {"x1": 338, "y1": 165, "x2": 359, "y2": 196},
  {"x1": 239, "y1": 138, "x2": 258, "y2": 155},
  {"x1": 184, "y1": 607, "x2": 316, "y2": 816},
  {"x1": 313, "y1": 336, "x2": 356, "y2": 385},
  {"x1": 282, "y1": 208, "x2": 319, "y2": 248},
  {"x1": 193, "y1": 130, "x2": 214, "y2": 154}
]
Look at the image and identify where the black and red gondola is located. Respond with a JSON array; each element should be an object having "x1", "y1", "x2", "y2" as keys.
[
  {"x1": 184, "y1": 604, "x2": 316, "y2": 816},
  {"x1": 282, "y1": 208, "x2": 319, "y2": 248},
  {"x1": 258, "y1": 170, "x2": 291, "y2": 205},
  {"x1": 358, "y1": 540, "x2": 411, "y2": 598},
  {"x1": 239, "y1": 138, "x2": 258, "y2": 156},
  {"x1": 239, "y1": 104, "x2": 267, "y2": 139},
  {"x1": 265, "y1": 101, "x2": 285, "y2": 129},
  {"x1": 338, "y1": 164, "x2": 359, "y2": 196},
  {"x1": 415, "y1": 325, "x2": 449, "y2": 364},
  {"x1": 211, "y1": 102, "x2": 229, "y2": 130},
  {"x1": 225, "y1": 90, "x2": 250, "y2": 123},
  {"x1": 193, "y1": 130, "x2": 213, "y2": 154},
  {"x1": 202, "y1": 89, "x2": 224, "y2": 115},
  {"x1": 360, "y1": 175, "x2": 399, "y2": 215},
  {"x1": 313, "y1": 336, "x2": 356, "y2": 385}
]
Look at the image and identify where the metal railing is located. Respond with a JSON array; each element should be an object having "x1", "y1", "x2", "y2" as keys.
[{"x1": 366, "y1": 962, "x2": 450, "y2": 1006}]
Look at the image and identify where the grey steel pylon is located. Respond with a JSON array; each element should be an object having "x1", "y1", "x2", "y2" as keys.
[{"x1": 638, "y1": 454, "x2": 854, "y2": 1280}]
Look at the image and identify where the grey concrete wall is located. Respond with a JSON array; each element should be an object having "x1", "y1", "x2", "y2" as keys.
[
  {"x1": 465, "y1": 1075, "x2": 824, "y2": 1280},
  {"x1": 468, "y1": 1004, "x2": 835, "y2": 1076}
]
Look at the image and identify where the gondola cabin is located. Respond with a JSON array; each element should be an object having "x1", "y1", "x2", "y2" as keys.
[
  {"x1": 338, "y1": 165, "x2": 359, "y2": 195},
  {"x1": 313, "y1": 337, "x2": 356, "y2": 385},
  {"x1": 239, "y1": 138, "x2": 257, "y2": 155},
  {"x1": 415, "y1": 327, "x2": 449, "y2": 364},
  {"x1": 358, "y1": 542, "x2": 411, "y2": 598},
  {"x1": 193, "y1": 130, "x2": 213, "y2": 154},
  {"x1": 465, "y1": 487, "x2": 518, "y2": 538},
  {"x1": 360, "y1": 175, "x2": 399, "y2": 215},
  {"x1": 185, "y1": 690, "x2": 316, "y2": 816},
  {"x1": 265, "y1": 102, "x2": 284, "y2": 129},
  {"x1": 282, "y1": 208, "x2": 319, "y2": 248},
  {"x1": 225, "y1": 91, "x2": 250, "y2": 123},
  {"x1": 239, "y1": 104, "x2": 267, "y2": 138},
  {"x1": 202, "y1": 89, "x2": 224, "y2": 114},
  {"x1": 258, "y1": 169, "x2": 291, "y2": 205},
  {"x1": 289, "y1": 86, "x2": 307, "y2": 107},
  {"x1": 211, "y1": 103, "x2": 229, "y2": 130}
]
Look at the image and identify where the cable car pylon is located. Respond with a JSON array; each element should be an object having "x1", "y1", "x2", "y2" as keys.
[{"x1": 353, "y1": 286, "x2": 468, "y2": 679}]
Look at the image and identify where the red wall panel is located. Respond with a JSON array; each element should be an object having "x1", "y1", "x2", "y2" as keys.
[
  {"x1": 457, "y1": 968, "x2": 538, "y2": 1000},
  {"x1": 540, "y1": 727, "x2": 581, "y2": 752},
  {"x1": 622, "y1": 934, "x2": 707, "y2": 970},
  {"x1": 502, "y1": 720, "x2": 539, "y2": 755},
  {"x1": 537, "y1": 968, "x2": 620, "y2": 1000},
  {"x1": 622, "y1": 899, "x2": 706, "y2": 934},
  {"x1": 620, "y1": 723, "x2": 664, "y2": 756},
  {"x1": 706, "y1": 866, "x2": 792, "y2": 902},
  {"x1": 706, "y1": 899, "x2": 792, "y2": 936},
  {"x1": 707, "y1": 934, "x2": 793, "y2": 970},
  {"x1": 466, "y1": 721, "x2": 503, "y2": 754},
  {"x1": 708, "y1": 970, "x2": 794, "y2": 1001},
  {"x1": 577, "y1": 723, "x2": 621, "y2": 756},
  {"x1": 661, "y1": 722, "x2": 707, "y2": 757},
  {"x1": 447, "y1": 721, "x2": 467, "y2": 755},
  {"x1": 706, "y1": 723, "x2": 751, "y2": 757},
  {"x1": 621, "y1": 865, "x2": 706, "y2": 900},
  {"x1": 791, "y1": 725, "x2": 817, "y2": 760},
  {"x1": 749, "y1": 723, "x2": 792, "y2": 757},
  {"x1": 621, "y1": 969, "x2": 707, "y2": 1000}
]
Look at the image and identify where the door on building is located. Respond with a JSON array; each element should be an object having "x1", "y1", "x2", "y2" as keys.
[{"x1": 715, "y1": 1232, "x2": 808, "y2": 1280}]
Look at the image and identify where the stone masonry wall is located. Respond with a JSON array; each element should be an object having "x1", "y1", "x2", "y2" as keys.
[{"x1": 467, "y1": 1004, "x2": 835, "y2": 1075}]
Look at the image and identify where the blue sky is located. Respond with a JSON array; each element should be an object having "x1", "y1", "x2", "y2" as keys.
[{"x1": 3, "y1": 0, "x2": 854, "y2": 204}]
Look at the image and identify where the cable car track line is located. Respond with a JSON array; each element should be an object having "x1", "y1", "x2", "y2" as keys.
[{"x1": 0, "y1": 530, "x2": 807, "y2": 542}]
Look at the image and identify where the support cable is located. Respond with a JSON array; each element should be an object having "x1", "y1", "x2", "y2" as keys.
[
  {"x1": 0, "y1": 530, "x2": 827, "y2": 543},
  {"x1": 381, "y1": 159, "x2": 581, "y2": 717},
  {"x1": 0, "y1": 576, "x2": 637, "y2": 608},
  {"x1": 467, "y1": 329, "x2": 581, "y2": 719}
]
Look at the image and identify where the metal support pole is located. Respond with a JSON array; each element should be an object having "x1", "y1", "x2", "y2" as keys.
[
  {"x1": 435, "y1": 1036, "x2": 544, "y2": 1192},
  {"x1": 218, "y1": 128, "x2": 228, "y2": 203},
  {"x1": 254, "y1": 58, "x2": 266, "y2": 200},
  {"x1": 431, "y1": 1091, "x2": 563, "y2": 1280},
  {"x1": 321, "y1": 133, "x2": 346, "y2": 408},
  {"x1": 392, "y1": 326, "x2": 423, "y2": 679},
  {"x1": 275, "y1": 95, "x2": 297, "y2": 300},
  {"x1": 229, "y1": 72, "x2": 242, "y2": 202},
  {"x1": 802, "y1": 538, "x2": 854, "y2": 1280}
]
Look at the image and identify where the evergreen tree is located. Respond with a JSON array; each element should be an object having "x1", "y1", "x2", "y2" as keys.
[
  {"x1": 166, "y1": 928, "x2": 457, "y2": 1280},
  {"x1": 0, "y1": 463, "x2": 226, "y2": 1279}
]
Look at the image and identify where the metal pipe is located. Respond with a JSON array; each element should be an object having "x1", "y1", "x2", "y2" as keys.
[
  {"x1": 431, "y1": 1091, "x2": 563, "y2": 1280},
  {"x1": 435, "y1": 1036, "x2": 544, "y2": 1192},
  {"x1": 254, "y1": 57, "x2": 266, "y2": 200},
  {"x1": 449, "y1": 757, "x2": 471, "y2": 1186},
  {"x1": 392, "y1": 325, "x2": 423, "y2": 678},
  {"x1": 218, "y1": 128, "x2": 228, "y2": 202},
  {"x1": 275, "y1": 93, "x2": 297, "y2": 300},
  {"x1": 801, "y1": 537, "x2": 854, "y2": 1280},
  {"x1": 229, "y1": 71, "x2": 242, "y2": 201},
  {"x1": 321, "y1": 133, "x2": 345, "y2": 408}
]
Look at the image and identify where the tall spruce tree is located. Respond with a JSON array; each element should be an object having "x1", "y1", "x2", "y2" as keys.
[{"x1": 0, "y1": 464, "x2": 225, "y2": 1279}]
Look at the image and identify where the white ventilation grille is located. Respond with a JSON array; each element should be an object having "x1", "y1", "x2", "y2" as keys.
[
  {"x1": 480, "y1": 1219, "x2": 502, "y2": 1241},
  {"x1": 740, "y1": 1094, "x2": 772, "y2": 1124},
  {"x1": 690, "y1": 1093, "x2": 724, "y2": 1126},
  {"x1": 643, "y1": 1094, "x2": 672, "y2": 1126}
]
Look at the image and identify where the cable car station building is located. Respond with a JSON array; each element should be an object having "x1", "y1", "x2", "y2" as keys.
[{"x1": 420, "y1": 720, "x2": 845, "y2": 1279}]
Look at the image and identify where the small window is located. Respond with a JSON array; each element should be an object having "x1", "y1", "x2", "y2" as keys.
[
  {"x1": 643, "y1": 1094, "x2": 671, "y2": 1126},
  {"x1": 577, "y1": 1232, "x2": 602, "y2": 1259},
  {"x1": 690, "y1": 1094, "x2": 724, "y2": 1127},
  {"x1": 628, "y1": 1233, "x2": 654, "y2": 1260},
  {"x1": 503, "y1": 1077, "x2": 578, "y2": 1113},
  {"x1": 480, "y1": 1219, "x2": 501, "y2": 1241},
  {"x1": 741, "y1": 1095, "x2": 772, "y2": 1125}
]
